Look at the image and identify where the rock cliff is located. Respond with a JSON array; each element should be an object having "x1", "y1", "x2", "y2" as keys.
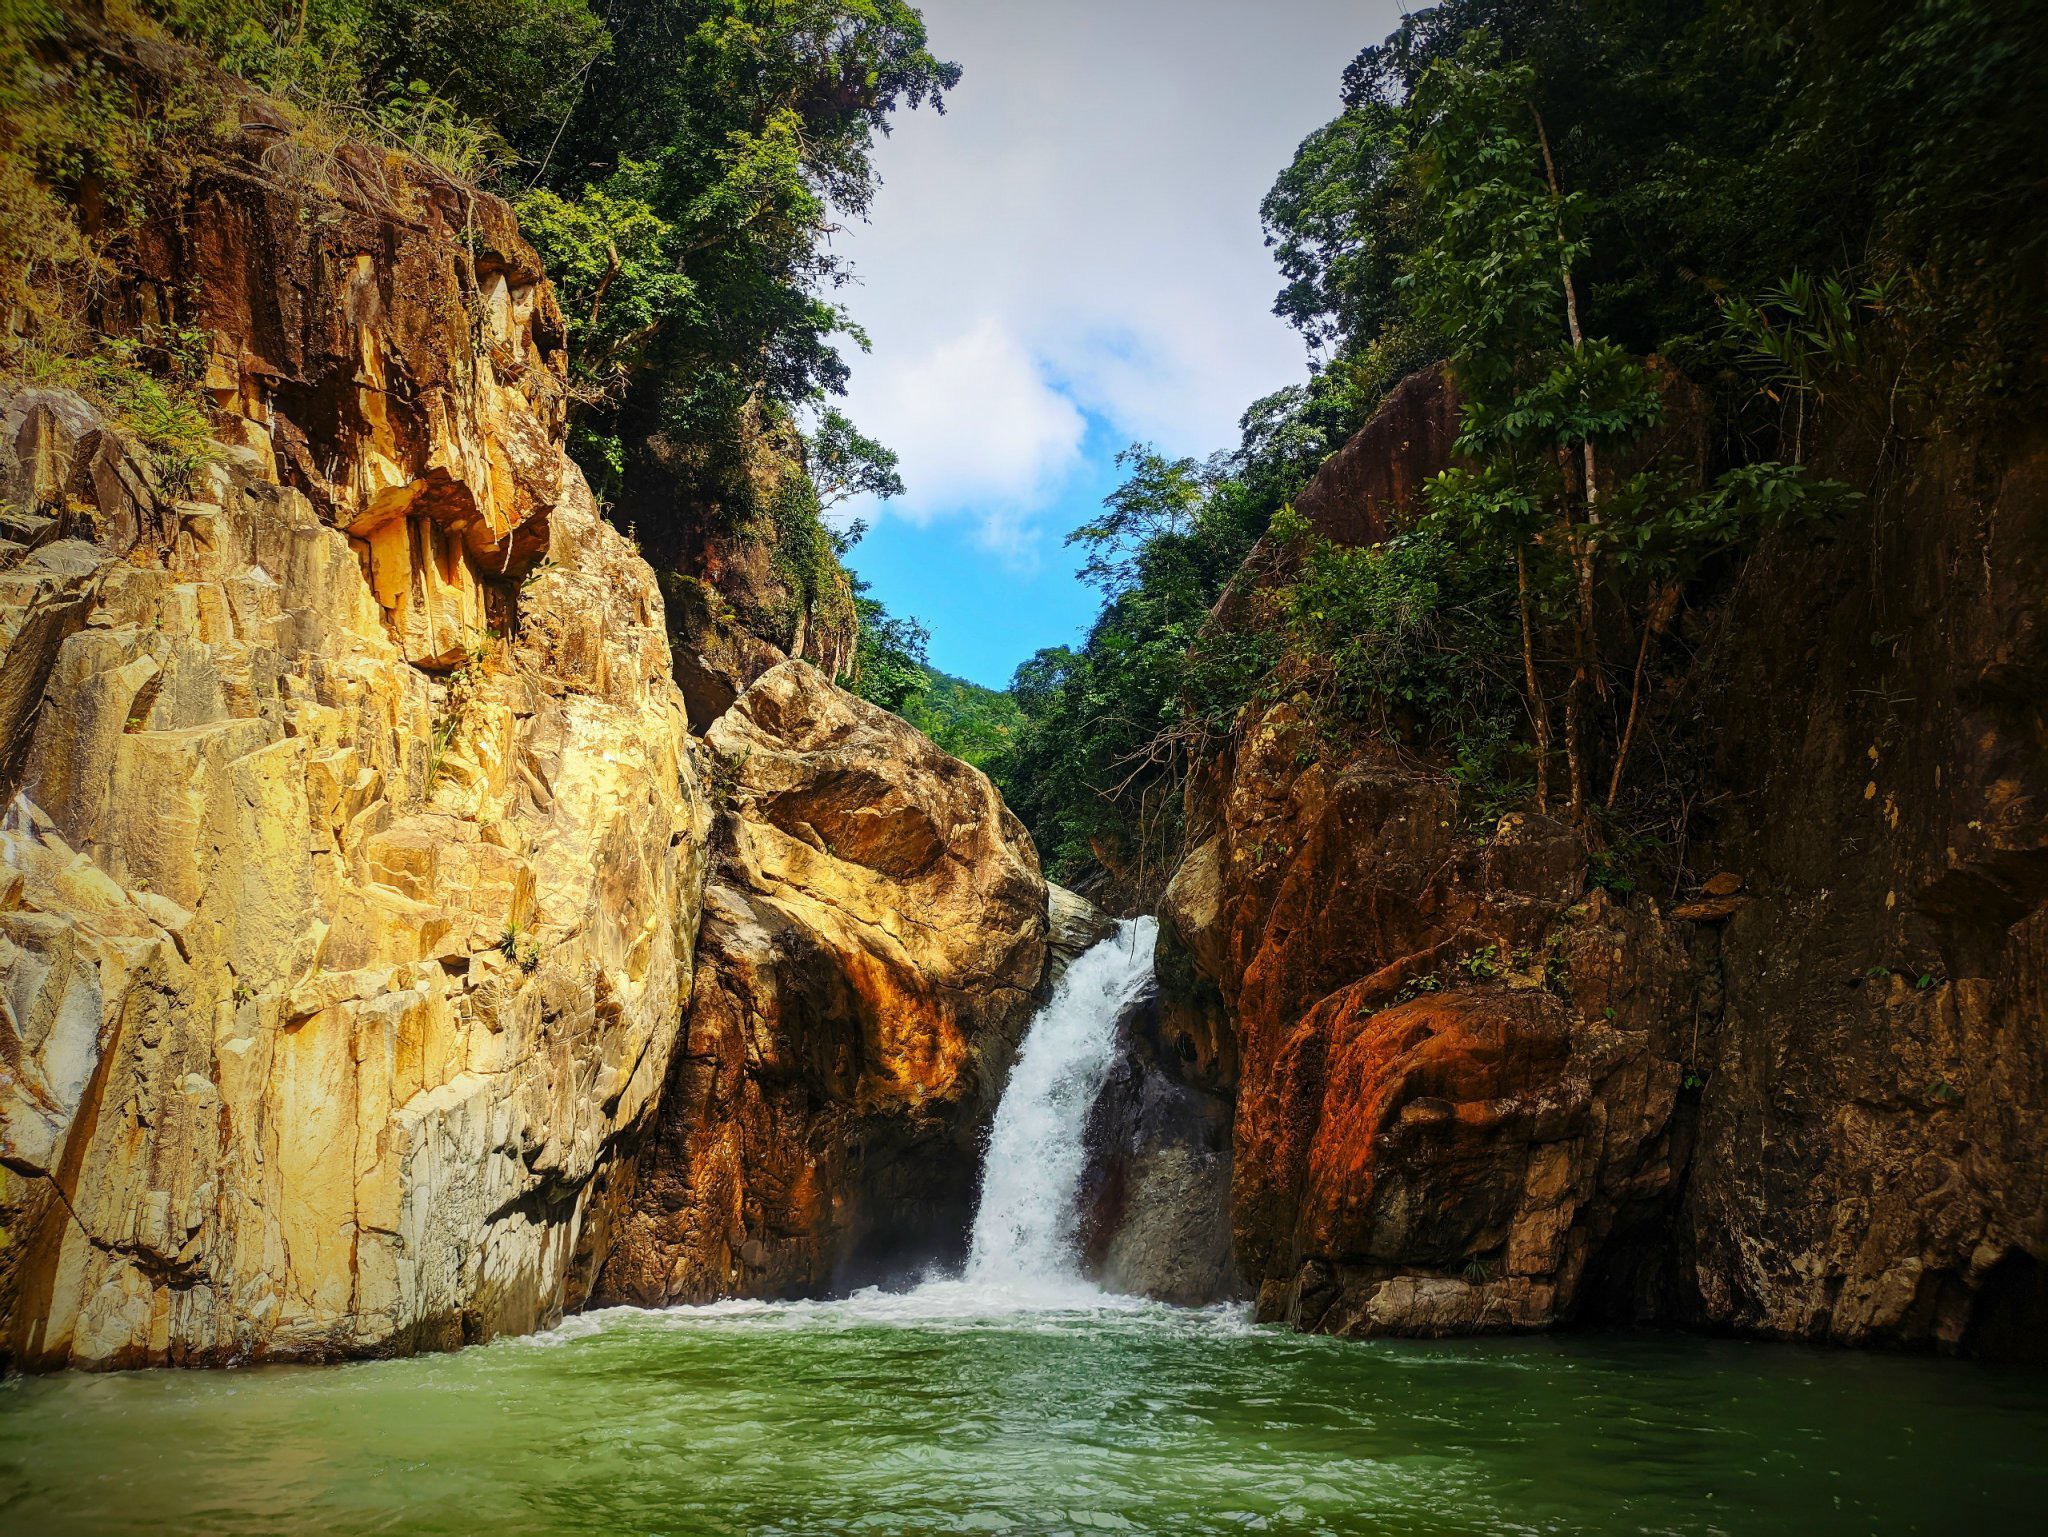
[
  {"x1": 0, "y1": 107, "x2": 710, "y2": 1368},
  {"x1": 1147, "y1": 370, "x2": 2048, "y2": 1356},
  {"x1": 1156, "y1": 712, "x2": 1690, "y2": 1334},
  {"x1": 590, "y1": 660, "x2": 1047, "y2": 1303},
  {"x1": 1675, "y1": 408, "x2": 2048, "y2": 1354},
  {"x1": 1076, "y1": 984, "x2": 1242, "y2": 1306}
]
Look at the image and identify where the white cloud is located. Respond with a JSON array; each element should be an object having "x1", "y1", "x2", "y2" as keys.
[
  {"x1": 830, "y1": 0, "x2": 1405, "y2": 556},
  {"x1": 840, "y1": 316, "x2": 1086, "y2": 556}
]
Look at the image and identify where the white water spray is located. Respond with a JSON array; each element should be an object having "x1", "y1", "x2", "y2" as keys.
[{"x1": 964, "y1": 917, "x2": 1158, "y2": 1290}]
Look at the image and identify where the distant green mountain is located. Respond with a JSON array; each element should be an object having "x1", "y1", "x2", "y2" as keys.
[{"x1": 902, "y1": 671, "x2": 1023, "y2": 774}]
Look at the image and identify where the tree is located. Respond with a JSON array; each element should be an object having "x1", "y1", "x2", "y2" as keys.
[
  {"x1": 1404, "y1": 35, "x2": 1666, "y2": 816},
  {"x1": 515, "y1": 1, "x2": 958, "y2": 525},
  {"x1": 1406, "y1": 33, "x2": 1843, "y2": 819},
  {"x1": 850, "y1": 578, "x2": 930, "y2": 714},
  {"x1": 1066, "y1": 445, "x2": 1218, "y2": 596},
  {"x1": 809, "y1": 408, "x2": 904, "y2": 508}
]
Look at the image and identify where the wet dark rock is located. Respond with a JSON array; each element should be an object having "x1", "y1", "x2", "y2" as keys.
[{"x1": 1077, "y1": 988, "x2": 1244, "y2": 1305}]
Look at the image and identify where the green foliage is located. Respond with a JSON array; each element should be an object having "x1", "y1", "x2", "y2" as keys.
[
  {"x1": 764, "y1": 467, "x2": 845, "y2": 631},
  {"x1": 498, "y1": 918, "x2": 542, "y2": 974},
  {"x1": 1069, "y1": 445, "x2": 1219, "y2": 595},
  {"x1": 901, "y1": 672, "x2": 1024, "y2": 773},
  {"x1": 1717, "y1": 272, "x2": 1902, "y2": 461},
  {"x1": 810, "y1": 409, "x2": 904, "y2": 510},
  {"x1": 1000, "y1": 397, "x2": 1345, "y2": 893},
  {"x1": 515, "y1": 165, "x2": 689, "y2": 403},
  {"x1": 1394, "y1": 30, "x2": 1855, "y2": 819},
  {"x1": 1262, "y1": 97, "x2": 1418, "y2": 355},
  {"x1": 91, "y1": 346, "x2": 216, "y2": 495},
  {"x1": 12, "y1": 325, "x2": 218, "y2": 495},
  {"x1": 532, "y1": 2, "x2": 955, "y2": 533},
  {"x1": 1275, "y1": 509, "x2": 1519, "y2": 770},
  {"x1": 850, "y1": 580, "x2": 930, "y2": 715},
  {"x1": 146, "y1": 0, "x2": 611, "y2": 175},
  {"x1": 0, "y1": 2, "x2": 175, "y2": 362},
  {"x1": 1587, "y1": 850, "x2": 1637, "y2": 898},
  {"x1": 1290, "y1": 0, "x2": 2048, "y2": 410}
]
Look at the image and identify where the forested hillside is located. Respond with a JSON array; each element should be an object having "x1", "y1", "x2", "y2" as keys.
[
  {"x1": 998, "y1": 0, "x2": 2048, "y2": 906},
  {"x1": 904, "y1": 670, "x2": 1025, "y2": 771},
  {"x1": 2, "y1": 0, "x2": 940, "y2": 686}
]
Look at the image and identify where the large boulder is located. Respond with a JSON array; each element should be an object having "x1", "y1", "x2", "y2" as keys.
[
  {"x1": 1076, "y1": 987, "x2": 1243, "y2": 1305},
  {"x1": 1047, "y1": 881, "x2": 1118, "y2": 986},
  {"x1": 1155, "y1": 703, "x2": 1692, "y2": 1336},
  {"x1": 591, "y1": 661, "x2": 1048, "y2": 1303}
]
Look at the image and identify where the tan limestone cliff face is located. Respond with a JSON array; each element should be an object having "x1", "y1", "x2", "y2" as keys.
[
  {"x1": 0, "y1": 124, "x2": 709, "y2": 1367},
  {"x1": 0, "y1": 411, "x2": 708, "y2": 1369},
  {"x1": 593, "y1": 660, "x2": 1048, "y2": 1304}
]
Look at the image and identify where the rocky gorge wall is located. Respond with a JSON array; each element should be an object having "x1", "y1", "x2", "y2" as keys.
[
  {"x1": 8, "y1": 22, "x2": 2039, "y2": 1379},
  {"x1": 0, "y1": 43, "x2": 1048, "y2": 1368},
  {"x1": 1677, "y1": 406, "x2": 2048, "y2": 1353},
  {"x1": 0, "y1": 128, "x2": 711, "y2": 1366},
  {"x1": 588, "y1": 659, "x2": 1048, "y2": 1305},
  {"x1": 1142, "y1": 371, "x2": 2048, "y2": 1357}
]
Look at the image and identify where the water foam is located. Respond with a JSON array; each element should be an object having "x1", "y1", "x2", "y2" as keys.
[
  {"x1": 586, "y1": 918, "x2": 1171, "y2": 1336},
  {"x1": 961, "y1": 916, "x2": 1158, "y2": 1298}
]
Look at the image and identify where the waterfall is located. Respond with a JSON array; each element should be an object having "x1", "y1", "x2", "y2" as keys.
[{"x1": 964, "y1": 916, "x2": 1158, "y2": 1288}]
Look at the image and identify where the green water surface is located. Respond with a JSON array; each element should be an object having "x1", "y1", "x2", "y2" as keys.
[{"x1": 1, "y1": 1289, "x2": 2042, "y2": 1536}]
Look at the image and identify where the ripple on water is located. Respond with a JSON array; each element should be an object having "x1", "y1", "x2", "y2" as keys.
[{"x1": 1, "y1": 1308, "x2": 2044, "y2": 1537}]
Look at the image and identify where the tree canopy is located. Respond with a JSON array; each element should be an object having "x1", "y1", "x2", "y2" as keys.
[
  {"x1": 996, "y1": 0, "x2": 2048, "y2": 903},
  {"x1": 139, "y1": 0, "x2": 948, "y2": 669}
]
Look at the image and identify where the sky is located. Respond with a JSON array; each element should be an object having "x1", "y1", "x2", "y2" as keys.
[{"x1": 827, "y1": 0, "x2": 1407, "y2": 690}]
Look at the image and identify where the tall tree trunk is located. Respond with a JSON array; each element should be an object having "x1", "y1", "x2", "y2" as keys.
[
  {"x1": 1605, "y1": 584, "x2": 1680, "y2": 809},
  {"x1": 1516, "y1": 546, "x2": 1550, "y2": 813},
  {"x1": 1533, "y1": 104, "x2": 1607, "y2": 730},
  {"x1": 1532, "y1": 106, "x2": 1600, "y2": 528},
  {"x1": 1564, "y1": 663, "x2": 1586, "y2": 822}
]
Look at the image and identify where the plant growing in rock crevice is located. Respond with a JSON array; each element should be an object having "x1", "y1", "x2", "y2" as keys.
[
  {"x1": 498, "y1": 918, "x2": 541, "y2": 975},
  {"x1": 423, "y1": 639, "x2": 497, "y2": 794}
]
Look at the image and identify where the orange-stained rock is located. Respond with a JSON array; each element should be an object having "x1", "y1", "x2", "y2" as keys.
[
  {"x1": 1263, "y1": 979, "x2": 1682, "y2": 1336},
  {"x1": 590, "y1": 661, "x2": 1049, "y2": 1303},
  {"x1": 1155, "y1": 701, "x2": 1693, "y2": 1335}
]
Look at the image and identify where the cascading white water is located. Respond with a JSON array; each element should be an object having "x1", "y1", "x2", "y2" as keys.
[{"x1": 963, "y1": 916, "x2": 1158, "y2": 1289}]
